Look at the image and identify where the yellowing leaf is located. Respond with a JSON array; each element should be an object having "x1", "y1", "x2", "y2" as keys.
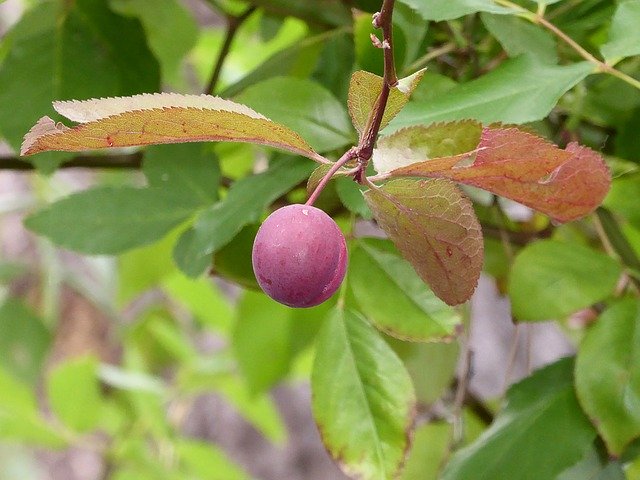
[
  {"x1": 20, "y1": 93, "x2": 323, "y2": 162},
  {"x1": 348, "y1": 69, "x2": 425, "y2": 138},
  {"x1": 386, "y1": 126, "x2": 610, "y2": 223},
  {"x1": 365, "y1": 178, "x2": 483, "y2": 306}
]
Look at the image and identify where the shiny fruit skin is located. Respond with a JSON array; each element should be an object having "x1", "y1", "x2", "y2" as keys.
[{"x1": 252, "y1": 204, "x2": 347, "y2": 308}]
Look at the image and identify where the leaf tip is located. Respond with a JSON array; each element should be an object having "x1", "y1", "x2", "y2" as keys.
[{"x1": 20, "y1": 116, "x2": 64, "y2": 156}]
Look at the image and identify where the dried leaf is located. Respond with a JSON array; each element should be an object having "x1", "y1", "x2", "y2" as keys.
[
  {"x1": 365, "y1": 178, "x2": 483, "y2": 305},
  {"x1": 21, "y1": 93, "x2": 323, "y2": 162},
  {"x1": 348, "y1": 69, "x2": 425, "y2": 138},
  {"x1": 386, "y1": 126, "x2": 610, "y2": 223}
]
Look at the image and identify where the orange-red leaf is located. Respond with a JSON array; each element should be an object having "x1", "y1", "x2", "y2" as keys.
[
  {"x1": 365, "y1": 178, "x2": 483, "y2": 306},
  {"x1": 386, "y1": 126, "x2": 610, "y2": 223},
  {"x1": 20, "y1": 93, "x2": 323, "y2": 162}
]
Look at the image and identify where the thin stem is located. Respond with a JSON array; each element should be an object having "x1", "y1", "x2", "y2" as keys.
[
  {"x1": 535, "y1": 15, "x2": 601, "y2": 65},
  {"x1": 204, "y1": 6, "x2": 257, "y2": 95},
  {"x1": 305, "y1": 148, "x2": 358, "y2": 206},
  {"x1": 595, "y1": 207, "x2": 640, "y2": 290},
  {"x1": 403, "y1": 42, "x2": 457, "y2": 75}
]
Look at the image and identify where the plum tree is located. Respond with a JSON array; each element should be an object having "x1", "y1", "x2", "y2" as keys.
[{"x1": 252, "y1": 204, "x2": 347, "y2": 308}]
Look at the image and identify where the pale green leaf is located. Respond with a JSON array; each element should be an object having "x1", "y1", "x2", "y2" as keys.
[
  {"x1": 365, "y1": 179, "x2": 483, "y2": 306},
  {"x1": 312, "y1": 308, "x2": 415, "y2": 480},
  {"x1": 25, "y1": 186, "x2": 197, "y2": 255},
  {"x1": 508, "y1": 240, "x2": 622, "y2": 321},
  {"x1": 402, "y1": 422, "x2": 452, "y2": 480},
  {"x1": 47, "y1": 356, "x2": 103, "y2": 432},
  {"x1": 349, "y1": 239, "x2": 461, "y2": 341},
  {"x1": 389, "y1": 56, "x2": 593, "y2": 128},
  {"x1": 0, "y1": 300, "x2": 51, "y2": 384},
  {"x1": 601, "y1": 0, "x2": 640, "y2": 63},
  {"x1": 348, "y1": 69, "x2": 426, "y2": 138},
  {"x1": 575, "y1": 299, "x2": 640, "y2": 455},
  {"x1": 441, "y1": 358, "x2": 596, "y2": 480},
  {"x1": 177, "y1": 439, "x2": 249, "y2": 480}
]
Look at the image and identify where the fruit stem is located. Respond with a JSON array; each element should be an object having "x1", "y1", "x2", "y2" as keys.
[{"x1": 305, "y1": 147, "x2": 358, "y2": 206}]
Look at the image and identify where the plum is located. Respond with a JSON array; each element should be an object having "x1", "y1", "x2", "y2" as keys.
[{"x1": 252, "y1": 204, "x2": 347, "y2": 308}]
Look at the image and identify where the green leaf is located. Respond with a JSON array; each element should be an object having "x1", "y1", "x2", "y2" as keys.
[
  {"x1": 0, "y1": 0, "x2": 159, "y2": 155},
  {"x1": 246, "y1": 0, "x2": 350, "y2": 27},
  {"x1": 177, "y1": 439, "x2": 249, "y2": 480},
  {"x1": 508, "y1": 240, "x2": 622, "y2": 321},
  {"x1": 390, "y1": 56, "x2": 593, "y2": 128},
  {"x1": 0, "y1": 366, "x2": 66, "y2": 448},
  {"x1": 312, "y1": 308, "x2": 415, "y2": 480},
  {"x1": 47, "y1": 356, "x2": 103, "y2": 432},
  {"x1": 213, "y1": 224, "x2": 261, "y2": 290},
  {"x1": 0, "y1": 300, "x2": 51, "y2": 385},
  {"x1": 312, "y1": 31, "x2": 355, "y2": 102},
  {"x1": 25, "y1": 186, "x2": 196, "y2": 255},
  {"x1": 235, "y1": 76, "x2": 354, "y2": 152},
  {"x1": 481, "y1": 13, "x2": 558, "y2": 64},
  {"x1": 398, "y1": 0, "x2": 518, "y2": 21},
  {"x1": 233, "y1": 291, "x2": 293, "y2": 395},
  {"x1": 557, "y1": 446, "x2": 625, "y2": 480},
  {"x1": 606, "y1": 173, "x2": 640, "y2": 230},
  {"x1": 142, "y1": 143, "x2": 220, "y2": 208},
  {"x1": 441, "y1": 358, "x2": 597, "y2": 480},
  {"x1": 174, "y1": 157, "x2": 314, "y2": 277},
  {"x1": 365, "y1": 179, "x2": 484, "y2": 306},
  {"x1": 163, "y1": 273, "x2": 234, "y2": 334},
  {"x1": 601, "y1": 0, "x2": 640, "y2": 63},
  {"x1": 402, "y1": 422, "x2": 452, "y2": 480},
  {"x1": 109, "y1": 0, "x2": 198, "y2": 83},
  {"x1": 349, "y1": 239, "x2": 461, "y2": 341},
  {"x1": 575, "y1": 299, "x2": 640, "y2": 455},
  {"x1": 348, "y1": 69, "x2": 426, "y2": 139}
]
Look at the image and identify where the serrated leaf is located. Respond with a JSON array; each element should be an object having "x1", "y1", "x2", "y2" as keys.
[
  {"x1": 348, "y1": 69, "x2": 425, "y2": 138},
  {"x1": 575, "y1": 299, "x2": 640, "y2": 455},
  {"x1": 508, "y1": 240, "x2": 622, "y2": 321},
  {"x1": 386, "y1": 126, "x2": 610, "y2": 223},
  {"x1": 235, "y1": 76, "x2": 354, "y2": 152},
  {"x1": 25, "y1": 186, "x2": 196, "y2": 255},
  {"x1": 441, "y1": 358, "x2": 596, "y2": 480},
  {"x1": 349, "y1": 239, "x2": 461, "y2": 341},
  {"x1": 312, "y1": 308, "x2": 415, "y2": 480},
  {"x1": 601, "y1": 0, "x2": 640, "y2": 63},
  {"x1": 47, "y1": 356, "x2": 103, "y2": 432},
  {"x1": 398, "y1": 0, "x2": 519, "y2": 21},
  {"x1": 174, "y1": 157, "x2": 314, "y2": 277},
  {"x1": 365, "y1": 178, "x2": 483, "y2": 306},
  {"x1": 20, "y1": 93, "x2": 323, "y2": 163},
  {"x1": 373, "y1": 120, "x2": 482, "y2": 173},
  {"x1": 389, "y1": 56, "x2": 594, "y2": 128}
]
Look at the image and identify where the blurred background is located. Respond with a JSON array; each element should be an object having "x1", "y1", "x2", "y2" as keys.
[{"x1": 0, "y1": 0, "x2": 630, "y2": 478}]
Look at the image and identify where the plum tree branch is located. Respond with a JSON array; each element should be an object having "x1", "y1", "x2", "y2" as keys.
[{"x1": 204, "y1": 5, "x2": 258, "y2": 95}]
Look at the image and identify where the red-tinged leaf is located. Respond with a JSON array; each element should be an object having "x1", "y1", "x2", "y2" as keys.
[
  {"x1": 364, "y1": 178, "x2": 483, "y2": 305},
  {"x1": 386, "y1": 126, "x2": 611, "y2": 223},
  {"x1": 20, "y1": 93, "x2": 324, "y2": 163},
  {"x1": 348, "y1": 69, "x2": 425, "y2": 138}
]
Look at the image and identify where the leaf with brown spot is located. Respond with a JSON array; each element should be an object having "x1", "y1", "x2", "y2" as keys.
[
  {"x1": 348, "y1": 69, "x2": 425, "y2": 138},
  {"x1": 20, "y1": 93, "x2": 323, "y2": 163},
  {"x1": 365, "y1": 178, "x2": 483, "y2": 305},
  {"x1": 385, "y1": 126, "x2": 611, "y2": 223}
]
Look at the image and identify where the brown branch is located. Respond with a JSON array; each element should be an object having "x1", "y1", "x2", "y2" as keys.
[
  {"x1": 0, "y1": 152, "x2": 144, "y2": 170},
  {"x1": 204, "y1": 6, "x2": 257, "y2": 95},
  {"x1": 355, "y1": 0, "x2": 397, "y2": 166}
]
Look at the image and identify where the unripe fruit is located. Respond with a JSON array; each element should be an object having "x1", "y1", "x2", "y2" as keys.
[{"x1": 252, "y1": 204, "x2": 347, "y2": 308}]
